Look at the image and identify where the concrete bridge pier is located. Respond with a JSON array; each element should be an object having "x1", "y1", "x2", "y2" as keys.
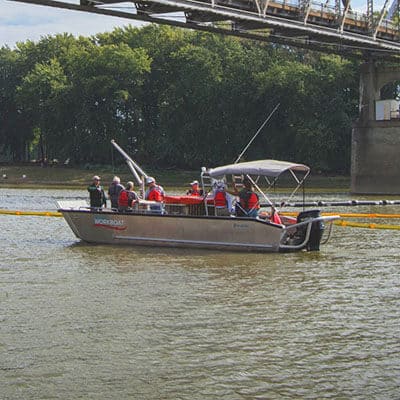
[{"x1": 351, "y1": 62, "x2": 400, "y2": 194}]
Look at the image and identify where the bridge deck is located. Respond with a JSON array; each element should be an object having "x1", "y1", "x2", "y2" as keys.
[{"x1": 10, "y1": 0, "x2": 400, "y2": 60}]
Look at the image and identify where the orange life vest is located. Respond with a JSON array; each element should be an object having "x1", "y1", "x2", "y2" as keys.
[
  {"x1": 118, "y1": 190, "x2": 129, "y2": 207},
  {"x1": 214, "y1": 190, "x2": 227, "y2": 207},
  {"x1": 147, "y1": 186, "x2": 164, "y2": 202},
  {"x1": 239, "y1": 190, "x2": 259, "y2": 210},
  {"x1": 188, "y1": 188, "x2": 203, "y2": 196}
]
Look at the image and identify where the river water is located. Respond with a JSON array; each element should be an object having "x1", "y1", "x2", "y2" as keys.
[{"x1": 1, "y1": 188, "x2": 400, "y2": 399}]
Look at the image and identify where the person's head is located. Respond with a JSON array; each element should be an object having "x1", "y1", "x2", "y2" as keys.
[
  {"x1": 215, "y1": 180, "x2": 225, "y2": 190},
  {"x1": 146, "y1": 176, "x2": 156, "y2": 187},
  {"x1": 112, "y1": 176, "x2": 120, "y2": 184},
  {"x1": 92, "y1": 175, "x2": 101, "y2": 185},
  {"x1": 243, "y1": 176, "x2": 252, "y2": 189},
  {"x1": 190, "y1": 180, "x2": 199, "y2": 188},
  {"x1": 126, "y1": 181, "x2": 134, "y2": 190}
]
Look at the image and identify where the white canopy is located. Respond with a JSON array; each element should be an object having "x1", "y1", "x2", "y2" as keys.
[{"x1": 208, "y1": 160, "x2": 310, "y2": 178}]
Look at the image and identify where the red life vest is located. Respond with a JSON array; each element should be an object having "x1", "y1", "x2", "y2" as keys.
[
  {"x1": 188, "y1": 188, "x2": 202, "y2": 196},
  {"x1": 147, "y1": 186, "x2": 164, "y2": 202},
  {"x1": 214, "y1": 190, "x2": 227, "y2": 207},
  {"x1": 240, "y1": 190, "x2": 259, "y2": 210},
  {"x1": 118, "y1": 190, "x2": 129, "y2": 207}
]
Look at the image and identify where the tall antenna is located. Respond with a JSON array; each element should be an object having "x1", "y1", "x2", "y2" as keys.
[{"x1": 234, "y1": 103, "x2": 280, "y2": 164}]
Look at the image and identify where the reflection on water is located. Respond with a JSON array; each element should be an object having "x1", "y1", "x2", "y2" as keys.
[{"x1": 1, "y1": 189, "x2": 400, "y2": 399}]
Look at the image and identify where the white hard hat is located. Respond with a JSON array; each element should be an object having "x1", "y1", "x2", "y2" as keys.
[{"x1": 146, "y1": 176, "x2": 155, "y2": 184}]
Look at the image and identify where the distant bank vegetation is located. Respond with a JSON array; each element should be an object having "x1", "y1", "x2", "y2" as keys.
[{"x1": 1, "y1": 24, "x2": 363, "y2": 173}]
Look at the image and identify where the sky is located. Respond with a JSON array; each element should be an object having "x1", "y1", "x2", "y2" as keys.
[
  {"x1": 0, "y1": 0, "x2": 143, "y2": 48},
  {"x1": 0, "y1": 0, "x2": 382, "y2": 49}
]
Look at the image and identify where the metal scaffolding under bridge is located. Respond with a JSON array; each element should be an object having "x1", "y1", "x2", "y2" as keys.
[{"x1": 9, "y1": 0, "x2": 400, "y2": 61}]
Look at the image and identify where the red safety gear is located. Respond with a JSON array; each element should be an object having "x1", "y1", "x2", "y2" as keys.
[
  {"x1": 239, "y1": 190, "x2": 259, "y2": 211},
  {"x1": 118, "y1": 189, "x2": 137, "y2": 208},
  {"x1": 118, "y1": 190, "x2": 129, "y2": 208},
  {"x1": 214, "y1": 190, "x2": 227, "y2": 207},
  {"x1": 188, "y1": 188, "x2": 203, "y2": 196},
  {"x1": 147, "y1": 186, "x2": 164, "y2": 202}
]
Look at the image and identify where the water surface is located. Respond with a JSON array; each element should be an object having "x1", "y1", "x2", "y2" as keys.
[{"x1": 1, "y1": 189, "x2": 399, "y2": 399}]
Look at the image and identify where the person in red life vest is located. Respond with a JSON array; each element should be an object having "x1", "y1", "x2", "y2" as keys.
[
  {"x1": 186, "y1": 180, "x2": 204, "y2": 196},
  {"x1": 231, "y1": 176, "x2": 260, "y2": 218},
  {"x1": 212, "y1": 180, "x2": 231, "y2": 216},
  {"x1": 145, "y1": 176, "x2": 165, "y2": 202},
  {"x1": 145, "y1": 176, "x2": 165, "y2": 214},
  {"x1": 118, "y1": 181, "x2": 138, "y2": 212}
]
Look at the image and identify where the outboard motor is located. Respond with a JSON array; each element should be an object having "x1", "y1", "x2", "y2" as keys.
[{"x1": 296, "y1": 209, "x2": 325, "y2": 251}]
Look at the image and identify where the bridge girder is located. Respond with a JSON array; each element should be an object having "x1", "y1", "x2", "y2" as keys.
[{"x1": 8, "y1": 0, "x2": 400, "y2": 61}]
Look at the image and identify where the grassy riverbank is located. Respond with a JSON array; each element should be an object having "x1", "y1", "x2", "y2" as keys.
[{"x1": 0, "y1": 164, "x2": 350, "y2": 190}]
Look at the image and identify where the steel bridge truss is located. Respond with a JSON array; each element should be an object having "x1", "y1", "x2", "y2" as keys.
[{"x1": 9, "y1": 0, "x2": 400, "y2": 60}]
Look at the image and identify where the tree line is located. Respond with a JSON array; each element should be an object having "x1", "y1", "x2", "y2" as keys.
[{"x1": 0, "y1": 24, "x2": 361, "y2": 173}]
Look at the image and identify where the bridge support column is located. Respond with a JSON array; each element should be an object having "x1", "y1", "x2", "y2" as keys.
[{"x1": 351, "y1": 61, "x2": 400, "y2": 194}]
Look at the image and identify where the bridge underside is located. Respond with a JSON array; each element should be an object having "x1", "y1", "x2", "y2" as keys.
[{"x1": 10, "y1": 0, "x2": 400, "y2": 61}]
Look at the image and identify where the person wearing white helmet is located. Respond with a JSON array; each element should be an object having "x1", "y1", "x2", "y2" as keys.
[
  {"x1": 87, "y1": 175, "x2": 107, "y2": 209},
  {"x1": 144, "y1": 176, "x2": 165, "y2": 202},
  {"x1": 186, "y1": 180, "x2": 203, "y2": 196}
]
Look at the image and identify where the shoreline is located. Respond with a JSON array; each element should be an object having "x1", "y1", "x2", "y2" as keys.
[{"x1": 0, "y1": 164, "x2": 351, "y2": 191}]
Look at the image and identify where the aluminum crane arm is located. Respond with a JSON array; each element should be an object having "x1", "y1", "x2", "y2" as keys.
[{"x1": 110, "y1": 140, "x2": 148, "y2": 186}]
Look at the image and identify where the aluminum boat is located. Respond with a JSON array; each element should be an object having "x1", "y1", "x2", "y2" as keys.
[{"x1": 58, "y1": 141, "x2": 339, "y2": 252}]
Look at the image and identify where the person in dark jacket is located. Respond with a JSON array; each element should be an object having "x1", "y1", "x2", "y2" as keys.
[
  {"x1": 87, "y1": 175, "x2": 107, "y2": 208},
  {"x1": 108, "y1": 176, "x2": 124, "y2": 209}
]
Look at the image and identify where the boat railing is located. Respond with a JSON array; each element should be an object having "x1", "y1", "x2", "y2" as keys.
[{"x1": 280, "y1": 215, "x2": 339, "y2": 250}]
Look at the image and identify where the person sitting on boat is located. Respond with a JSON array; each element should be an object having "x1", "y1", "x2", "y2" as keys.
[
  {"x1": 118, "y1": 181, "x2": 138, "y2": 212},
  {"x1": 145, "y1": 176, "x2": 165, "y2": 202},
  {"x1": 232, "y1": 176, "x2": 260, "y2": 218},
  {"x1": 108, "y1": 176, "x2": 125, "y2": 209},
  {"x1": 186, "y1": 180, "x2": 203, "y2": 196},
  {"x1": 87, "y1": 175, "x2": 107, "y2": 209}
]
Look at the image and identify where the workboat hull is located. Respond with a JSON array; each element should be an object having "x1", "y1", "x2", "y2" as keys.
[
  {"x1": 59, "y1": 208, "x2": 336, "y2": 252},
  {"x1": 60, "y1": 209, "x2": 288, "y2": 252}
]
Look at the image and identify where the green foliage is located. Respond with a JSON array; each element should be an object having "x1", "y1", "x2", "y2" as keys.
[{"x1": 0, "y1": 25, "x2": 362, "y2": 173}]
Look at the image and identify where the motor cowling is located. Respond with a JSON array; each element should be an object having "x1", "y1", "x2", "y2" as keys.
[{"x1": 296, "y1": 209, "x2": 325, "y2": 251}]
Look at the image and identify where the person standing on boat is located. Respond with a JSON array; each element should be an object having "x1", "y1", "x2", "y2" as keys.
[
  {"x1": 232, "y1": 177, "x2": 260, "y2": 218},
  {"x1": 212, "y1": 180, "x2": 231, "y2": 216},
  {"x1": 118, "y1": 181, "x2": 138, "y2": 212},
  {"x1": 87, "y1": 175, "x2": 107, "y2": 209},
  {"x1": 108, "y1": 176, "x2": 124, "y2": 209},
  {"x1": 187, "y1": 180, "x2": 203, "y2": 196},
  {"x1": 145, "y1": 177, "x2": 165, "y2": 202}
]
